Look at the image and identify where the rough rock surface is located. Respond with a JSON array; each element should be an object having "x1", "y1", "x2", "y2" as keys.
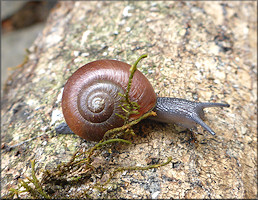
[{"x1": 2, "y1": 1, "x2": 257, "y2": 199}]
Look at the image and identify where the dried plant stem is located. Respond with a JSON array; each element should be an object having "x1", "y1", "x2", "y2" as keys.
[
  {"x1": 18, "y1": 160, "x2": 50, "y2": 199},
  {"x1": 96, "y1": 157, "x2": 173, "y2": 191},
  {"x1": 6, "y1": 54, "x2": 169, "y2": 199},
  {"x1": 104, "y1": 111, "x2": 156, "y2": 140},
  {"x1": 123, "y1": 54, "x2": 148, "y2": 123}
]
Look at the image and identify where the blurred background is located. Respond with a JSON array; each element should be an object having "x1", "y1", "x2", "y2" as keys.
[{"x1": 1, "y1": 1, "x2": 57, "y2": 90}]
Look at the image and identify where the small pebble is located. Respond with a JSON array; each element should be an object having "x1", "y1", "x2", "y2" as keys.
[
  {"x1": 125, "y1": 27, "x2": 131, "y2": 32},
  {"x1": 50, "y1": 109, "x2": 63, "y2": 125},
  {"x1": 152, "y1": 191, "x2": 160, "y2": 199}
]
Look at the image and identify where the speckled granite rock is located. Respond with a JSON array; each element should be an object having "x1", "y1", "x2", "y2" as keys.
[{"x1": 2, "y1": 1, "x2": 257, "y2": 199}]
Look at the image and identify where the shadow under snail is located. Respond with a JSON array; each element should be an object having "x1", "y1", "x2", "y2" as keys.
[{"x1": 62, "y1": 59, "x2": 230, "y2": 141}]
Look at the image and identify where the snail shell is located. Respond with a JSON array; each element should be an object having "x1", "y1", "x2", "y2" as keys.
[{"x1": 62, "y1": 60, "x2": 156, "y2": 141}]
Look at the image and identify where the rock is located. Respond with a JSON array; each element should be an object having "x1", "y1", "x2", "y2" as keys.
[{"x1": 1, "y1": 1, "x2": 256, "y2": 199}]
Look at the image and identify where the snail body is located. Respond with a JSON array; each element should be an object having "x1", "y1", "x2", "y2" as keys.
[
  {"x1": 151, "y1": 97, "x2": 229, "y2": 135},
  {"x1": 62, "y1": 59, "x2": 230, "y2": 141}
]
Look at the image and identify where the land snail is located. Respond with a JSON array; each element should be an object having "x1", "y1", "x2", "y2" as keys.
[{"x1": 62, "y1": 58, "x2": 230, "y2": 141}]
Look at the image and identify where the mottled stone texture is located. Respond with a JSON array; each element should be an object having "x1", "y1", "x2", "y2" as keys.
[{"x1": 2, "y1": 1, "x2": 257, "y2": 199}]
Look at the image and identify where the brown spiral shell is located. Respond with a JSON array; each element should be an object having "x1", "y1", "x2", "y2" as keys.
[{"x1": 62, "y1": 60, "x2": 156, "y2": 141}]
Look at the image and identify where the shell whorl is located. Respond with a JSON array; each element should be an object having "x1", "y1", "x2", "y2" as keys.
[
  {"x1": 77, "y1": 81, "x2": 124, "y2": 123},
  {"x1": 62, "y1": 60, "x2": 156, "y2": 141}
]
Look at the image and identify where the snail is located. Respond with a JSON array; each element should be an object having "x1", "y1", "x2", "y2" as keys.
[{"x1": 62, "y1": 59, "x2": 230, "y2": 141}]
